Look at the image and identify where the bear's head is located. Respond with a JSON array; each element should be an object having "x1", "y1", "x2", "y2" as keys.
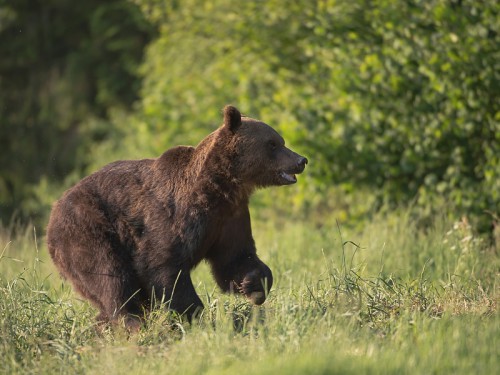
[{"x1": 223, "y1": 105, "x2": 308, "y2": 188}]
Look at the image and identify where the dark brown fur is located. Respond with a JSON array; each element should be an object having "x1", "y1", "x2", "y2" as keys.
[{"x1": 47, "y1": 106, "x2": 307, "y2": 327}]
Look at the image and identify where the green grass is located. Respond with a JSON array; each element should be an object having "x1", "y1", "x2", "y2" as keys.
[{"x1": 1, "y1": 210, "x2": 498, "y2": 375}]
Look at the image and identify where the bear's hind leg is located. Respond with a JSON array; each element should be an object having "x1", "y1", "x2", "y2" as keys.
[
  {"x1": 48, "y1": 194, "x2": 146, "y2": 330},
  {"x1": 55, "y1": 238, "x2": 146, "y2": 329}
]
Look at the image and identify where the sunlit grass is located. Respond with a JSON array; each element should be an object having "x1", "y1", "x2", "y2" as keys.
[{"x1": 0, "y1": 209, "x2": 498, "y2": 374}]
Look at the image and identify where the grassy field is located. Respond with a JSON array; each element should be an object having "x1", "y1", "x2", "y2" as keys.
[{"x1": 1, "y1": 209, "x2": 498, "y2": 375}]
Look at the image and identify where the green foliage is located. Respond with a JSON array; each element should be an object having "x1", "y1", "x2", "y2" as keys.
[
  {"x1": 101, "y1": 0, "x2": 498, "y2": 229},
  {"x1": 0, "y1": 0, "x2": 154, "y2": 225},
  {"x1": 1, "y1": 0, "x2": 498, "y2": 229},
  {"x1": 1, "y1": 211, "x2": 498, "y2": 374}
]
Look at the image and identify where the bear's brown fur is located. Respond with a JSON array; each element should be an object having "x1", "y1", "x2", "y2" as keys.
[{"x1": 47, "y1": 105, "x2": 307, "y2": 327}]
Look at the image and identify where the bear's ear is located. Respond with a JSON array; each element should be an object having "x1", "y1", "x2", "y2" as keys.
[{"x1": 223, "y1": 105, "x2": 242, "y2": 132}]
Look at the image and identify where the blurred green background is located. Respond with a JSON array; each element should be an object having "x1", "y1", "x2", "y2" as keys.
[{"x1": 0, "y1": 0, "x2": 498, "y2": 231}]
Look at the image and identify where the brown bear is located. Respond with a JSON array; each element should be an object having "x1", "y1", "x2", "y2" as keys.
[{"x1": 47, "y1": 105, "x2": 307, "y2": 328}]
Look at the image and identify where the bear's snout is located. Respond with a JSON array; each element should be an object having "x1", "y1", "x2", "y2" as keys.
[
  {"x1": 275, "y1": 151, "x2": 308, "y2": 186},
  {"x1": 297, "y1": 156, "x2": 308, "y2": 171}
]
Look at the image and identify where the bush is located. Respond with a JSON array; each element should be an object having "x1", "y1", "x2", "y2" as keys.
[
  {"x1": 115, "y1": 0, "x2": 498, "y2": 229},
  {"x1": 4, "y1": 0, "x2": 497, "y2": 230}
]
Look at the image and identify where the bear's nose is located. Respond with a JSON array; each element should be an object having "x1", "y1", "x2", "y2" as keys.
[{"x1": 297, "y1": 157, "x2": 308, "y2": 167}]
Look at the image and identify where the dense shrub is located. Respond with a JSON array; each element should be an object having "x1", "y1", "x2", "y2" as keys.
[
  {"x1": 2, "y1": 0, "x2": 498, "y2": 230},
  {"x1": 116, "y1": 0, "x2": 498, "y2": 228}
]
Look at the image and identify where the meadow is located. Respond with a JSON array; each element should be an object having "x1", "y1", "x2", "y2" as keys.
[
  {"x1": 1, "y1": 1, "x2": 498, "y2": 373},
  {"x1": 1, "y1": 208, "x2": 498, "y2": 375}
]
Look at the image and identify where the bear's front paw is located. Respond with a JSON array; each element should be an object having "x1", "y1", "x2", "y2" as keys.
[{"x1": 237, "y1": 266, "x2": 273, "y2": 305}]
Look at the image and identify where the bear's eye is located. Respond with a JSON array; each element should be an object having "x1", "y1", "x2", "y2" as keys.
[{"x1": 268, "y1": 140, "x2": 277, "y2": 151}]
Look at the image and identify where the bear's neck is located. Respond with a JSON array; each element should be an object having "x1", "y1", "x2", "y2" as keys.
[
  {"x1": 151, "y1": 131, "x2": 252, "y2": 209},
  {"x1": 190, "y1": 141, "x2": 252, "y2": 207}
]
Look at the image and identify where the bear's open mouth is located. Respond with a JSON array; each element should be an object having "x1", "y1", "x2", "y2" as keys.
[{"x1": 279, "y1": 171, "x2": 298, "y2": 184}]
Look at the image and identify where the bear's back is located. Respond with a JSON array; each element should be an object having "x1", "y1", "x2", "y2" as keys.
[{"x1": 70, "y1": 158, "x2": 154, "y2": 199}]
